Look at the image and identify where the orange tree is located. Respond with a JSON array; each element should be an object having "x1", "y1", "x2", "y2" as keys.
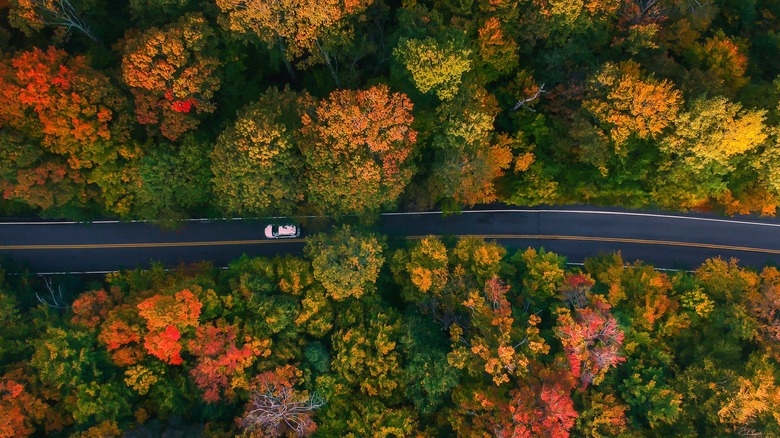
[
  {"x1": 583, "y1": 61, "x2": 683, "y2": 150},
  {"x1": 0, "y1": 46, "x2": 134, "y2": 214},
  {"x1": 300, "y1": 85, "x2": 417, "y2": 216},
  {"x1": 120, "y1": 13, "x2": 221, "y2": 141}
]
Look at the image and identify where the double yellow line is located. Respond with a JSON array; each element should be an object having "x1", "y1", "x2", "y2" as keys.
[
  {"x1": 0, "y1": 239, "x2": 305, "y2": 250},
  {"x1": 1, "y1": 234, "x2": 779, "y2": 255}
]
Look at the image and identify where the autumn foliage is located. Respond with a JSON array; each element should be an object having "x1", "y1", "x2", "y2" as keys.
[
  {"x1": 216, "y1": 0, "x2": 372, "y2": 67},
  {"x1": 239, "y1": 365, "x2": 322, "y2": 437},
  {"x1": 4, "y1": 238, "x2": 780, "y2": 435},
  {"x1": 188, "y1": 323, "x2": 262, "y2": 403},
  {"x1": 556, "y1": 294, "x2": 625, "y2": 388},
  {"x1": 0, "y1": 46, "x2": 131, "y2": 210},
  {"x1": 6, "y1": 0, "x2": 780, "y2": 432},
  {"x1": 121, "y1": 14, "x2": 220, "y2": 140},
  {"x1": 0, "y1": 373, "x2": 47, "y2": 438},
  {"x1": 301, "y1": 85, "x2": 417, "y2": 215},
  {"x1": 495, "y1": 365, "x2": 578, "y2": 438},
  {"x1": 584, "y1": 61, "x2": 682, "y2": 147}
]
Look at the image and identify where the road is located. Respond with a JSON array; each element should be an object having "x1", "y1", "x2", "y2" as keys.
[{"x1": 2, "y1": 207, "x2": 780, "y2": 273}]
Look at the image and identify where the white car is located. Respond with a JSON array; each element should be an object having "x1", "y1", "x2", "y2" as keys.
[{"x1": 264, "y1": 224, "x2": 300, "y2": 239}]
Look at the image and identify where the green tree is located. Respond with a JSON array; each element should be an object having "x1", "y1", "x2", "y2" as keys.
[
  {"x1": 211, "y1": 88, "x2": 311, "y2": 216},
  {"x1": 400, "y1": 316, "x2": 460, "y2": 416},
  {"x1": 513, "y1": 247, "x2": 567, "y2": 301},
  {"x1": 305, "y1": 226, "x2": 384, "y2": 301},
  {"x1": 134, "y1": 135, "x2": 211, "y2": 221}
]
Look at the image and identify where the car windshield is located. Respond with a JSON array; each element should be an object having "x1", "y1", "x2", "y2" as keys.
[{"x1": 277, "y1": 225, "x2": 297, "y2": 235}]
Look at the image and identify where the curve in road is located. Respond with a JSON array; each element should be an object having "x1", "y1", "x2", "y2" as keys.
[{"x1": 2, "y1": 207, "x2": 780, "y2": 273}]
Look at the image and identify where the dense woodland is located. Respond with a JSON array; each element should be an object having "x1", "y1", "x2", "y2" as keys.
[
  {"x1": 3, "y1": 234, "x2": 780, "y2": 436},
  {"x1": 5, "y1": 0, "x2": 780, "y2": 437},
  {"x1": 1, "y1": 0, "x2": 780, "y2": 220}
]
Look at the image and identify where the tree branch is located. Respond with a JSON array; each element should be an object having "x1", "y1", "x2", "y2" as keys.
[{"x1": 510, "y1": 84, "x2": 546, "y2": 113}]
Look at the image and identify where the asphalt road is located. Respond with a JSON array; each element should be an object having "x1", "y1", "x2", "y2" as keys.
[{"x1": 3, "y1": 207, "x2": 780, "y2": 273}]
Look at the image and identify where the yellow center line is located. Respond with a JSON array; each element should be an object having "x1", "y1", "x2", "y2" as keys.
[
  {"x1": 0, "y1": 239, "x2": 305, "y2": 250},
  {"x1": 1, "y1": 235, "x2": 779, "y2": 255}
]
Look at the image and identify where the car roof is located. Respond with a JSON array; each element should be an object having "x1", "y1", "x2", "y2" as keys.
[{"x1": 277, "y1": 224, "x2": 297, "y2": 235}]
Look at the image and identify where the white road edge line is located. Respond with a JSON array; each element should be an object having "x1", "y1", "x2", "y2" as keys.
[
  {"x1": 11, "y1": 266, "x2": 231, "y2": 276},
  {"x1": 382, "y1": 209, "x2": 780, "y2": 228},
  {"x1": 23, "y1": 264, "x2": 690, "y2": 276},
  {"x1": 2, "y1": 209, "x2": 780, "y2": 228}
]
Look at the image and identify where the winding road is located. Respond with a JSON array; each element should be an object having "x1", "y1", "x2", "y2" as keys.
[{"x1": 2, "y1": 207, "x2": 780, "y2": 273}]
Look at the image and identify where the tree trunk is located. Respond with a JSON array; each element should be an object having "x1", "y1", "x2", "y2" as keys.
[
  {"x1": 315, "y1": 38, "x2": 339, "y2": 87},
  {"x1": 277, "y1": 36, "x2": 296, "y2": 81}
]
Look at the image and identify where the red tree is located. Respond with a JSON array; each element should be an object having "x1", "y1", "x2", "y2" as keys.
[
  {"x1": 0, "y1": 372, "x2": 47, "y2": 437},
  {"x1": 144, "y1": 325, "x2": 184, "y2": 365},
  {"x1": 71, "y1": 287, "x2": 123, "y2": 329},
  {"x1": 0, "y1": 46, "x2": 128, "y2": 166},
  {"x1": 0, "y1": 46, "x2": 131, "y2": 210},
  {"x1": 493, "y1": 363, "x2": 578, "y2": 438},
  {"x1": 136, "y1": 289, "x2": 202, "y2": 365},
  {"x1": 188, "y1": 323, "x2": 260, "y2": 403},
  {"x1": 555, "y1": 295, "x2": 625, "y2": 388}
]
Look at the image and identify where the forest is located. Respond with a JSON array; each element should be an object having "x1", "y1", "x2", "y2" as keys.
[
  {"x1": 1, "y1": 0, "x2": 780, "y2": 220},
  {"x1": 4, "y1": 0, "x2": 780, "y2": 437},
  {"x1": 3, "y1": 233, "x2": 780, "y2": 436}
]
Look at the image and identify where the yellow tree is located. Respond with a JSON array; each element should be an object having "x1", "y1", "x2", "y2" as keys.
[
  {"x1": 393, "y1": 37, "x2": 472, "y2": 100},
  {"x1": 331, "y1": 311, "x2": 403, "y2": 397},
  {"x1": 584, "y1": 61, "x2": 682, "y2": 148},
  {"x1": 717, "y1": 358, "x2": 780, "y2": 436},
  {"x1": 661, "y1": 96, "x2": 767, "y2": 169},
  {"x1": 520, "y1": 0, "x2": 621, "y2": 43},
  {"x1": 215, "y1": 0, "x2": 372, "y2": 82}
]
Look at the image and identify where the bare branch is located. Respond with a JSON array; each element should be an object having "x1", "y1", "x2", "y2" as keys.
[
  {"x1": 27, "y1": 0, "x2": 97, "y2": 41},
  {"x1": 510, "y1": 84, "x2": 546, "y2": 113},
  {"x1": 36, "y1": 276, "x2": 68, "y2": 309},
  {"x1": 240, "y1": 380, "x2": 324, "y2": 437}
]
